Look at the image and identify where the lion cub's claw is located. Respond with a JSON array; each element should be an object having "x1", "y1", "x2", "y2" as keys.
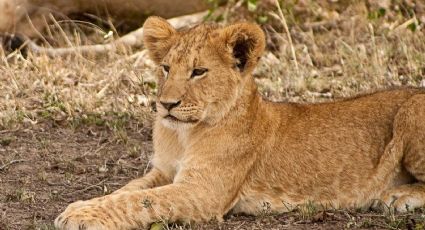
[
  {"x1": 55, "y1": 202, "x2": 113, "y2": 230},
  {"x1": 55, "y1": 214, "x2": 107, "y2": 230}
]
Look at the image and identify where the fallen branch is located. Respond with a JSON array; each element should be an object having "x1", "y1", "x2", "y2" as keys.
[
  {"x1": 26, "y1": 11, "x2": 209, "y2": 57},
  {"x1": 0, "y1": 128, "x2": 20, "y2": 134},
  {"x1": 0, "y1": 159, "x2": 26, "y2": 171},
  {"x1": 64, "y1": 179, "x2": 108, "y2": 196}
]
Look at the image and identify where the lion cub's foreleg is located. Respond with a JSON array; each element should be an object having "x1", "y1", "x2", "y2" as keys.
[
  {"x1": 54, "y1": 159, "x2": 239, "y2": 230},
  {"x1": 55, "y1": 184, "x2": 221, "y2": 229},
  {"x1": 55, "y1": 180, "x2": 224, "y2": 229},
  {"x1": 112, "y1": 168, "x2": 172, "y2": 194},
  {"x1": 56, "y1": 168, "x2": 171, "y2": 218},
  {"x1": 52, "y1": 169, "x2": 170, "y2": 227}
]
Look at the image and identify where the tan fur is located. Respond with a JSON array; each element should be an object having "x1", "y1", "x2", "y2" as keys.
[{"x1": 55, "y1": 17, "x2": 425, "y2": 230}]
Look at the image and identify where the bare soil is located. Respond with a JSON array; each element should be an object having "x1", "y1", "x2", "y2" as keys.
[
  {"x1": 1, "y1": 121, "x2": 424, "y2": 230},
  {"x1": 0, "y1": 121, "x2": 152, "y2": 230}
]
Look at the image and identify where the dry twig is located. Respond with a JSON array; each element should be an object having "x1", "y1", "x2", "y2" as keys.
[
  {"x1": 0, "y1": 159, "x2": 26, "y2": 171},
  {"x1": 269, "y1": 0, "x2": 299, "y2": 72},
  {"x1": 64, "y1": 179, "x2": 108, "y2": 196}
]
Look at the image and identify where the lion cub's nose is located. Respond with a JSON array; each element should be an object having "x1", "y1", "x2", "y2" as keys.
[{"x1": 160, "y1": 100, "x2": 181, "y2": 111}]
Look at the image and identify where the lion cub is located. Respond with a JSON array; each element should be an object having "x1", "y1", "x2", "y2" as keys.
[{"x1": 55, "y1": 17, "x2": 425, "y2": 229}]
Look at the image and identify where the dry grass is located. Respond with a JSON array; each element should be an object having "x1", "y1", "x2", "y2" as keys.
[
  {"x1": 254, "y1": 1, "x2": 425, "y2": 102},
  {"x1": 1, "y1": 0, "x2": 425, "y2": 229},
  {"x1": 0, "y1": 43, "x2": 155, "y2": 130},
  {"x1": 1, "y1": 1, "x2": 424, "y2": 130}
]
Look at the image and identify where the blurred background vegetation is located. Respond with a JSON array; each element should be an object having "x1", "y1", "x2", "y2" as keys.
[{"x1": 0, "y1": 0, "x2": 424, "y2": 128}]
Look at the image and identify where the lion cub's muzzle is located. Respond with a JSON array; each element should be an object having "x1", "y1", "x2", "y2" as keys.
[
  {"x1": 160, "y1": 100, "x2": 181, "y2": 111},
  {"x1": 157, "y1": 100, "x2": 200, "y2": 123}
]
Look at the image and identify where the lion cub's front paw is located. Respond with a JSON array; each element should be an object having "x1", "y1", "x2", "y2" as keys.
[{"x1": 54, "y1": 201, "x2": 115, "y2": 230}]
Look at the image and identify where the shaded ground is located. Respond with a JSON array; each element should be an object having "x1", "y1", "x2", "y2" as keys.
[{"x1": 1, "y1": 121, "x2": 424, "y2": 230}]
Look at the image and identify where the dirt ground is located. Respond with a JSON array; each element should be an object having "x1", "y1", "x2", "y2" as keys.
[
  {"x1": 0, "y1": 120, "x2": 153, "y2": 230},
  {"x1": 1, "y1": 120, "x2": 424, "y2": 230}
]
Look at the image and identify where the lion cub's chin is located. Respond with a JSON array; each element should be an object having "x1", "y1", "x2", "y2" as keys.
[{"x1": 161, "y1": 116, "x2": 198, "y2": 130}]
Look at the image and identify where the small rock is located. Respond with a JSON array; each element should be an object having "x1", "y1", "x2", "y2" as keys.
[{"x1": 98, "y1": 165, "x2": 108, "y2": 173}]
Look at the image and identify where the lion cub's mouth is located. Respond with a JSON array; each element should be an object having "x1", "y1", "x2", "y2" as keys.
[{"x1": 164, "y1": 115, "x2": 198, "y2": 123}]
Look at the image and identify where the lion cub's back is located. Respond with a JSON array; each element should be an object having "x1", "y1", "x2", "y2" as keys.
[{"x1": 234, "y1": 88, "x2": 424, "y2": 213}]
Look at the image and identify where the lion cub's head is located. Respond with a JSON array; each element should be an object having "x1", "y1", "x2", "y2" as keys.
[{"x1": 143, "y1": 16, "x2": 265, "y2": 128}]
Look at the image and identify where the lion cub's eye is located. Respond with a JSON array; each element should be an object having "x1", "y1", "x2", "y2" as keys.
[
  {"x1": 191, "y1": 68, "x2": 208, "y2": 79},
  {"x1": 161, "y1": 65, "x2": 170, "y2": 79}
]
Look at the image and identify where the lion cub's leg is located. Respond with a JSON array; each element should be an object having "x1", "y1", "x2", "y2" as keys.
[
  {"x1": 113, "y1": 168, "x2": 172, "y2": 194},
  {"x1": 401, "y1": 95, "x2": 425, "y2": 183},
  {"x1": 63, "y1": 168, "x2": 171, "y2": 214},
  {"x1": 379, "y1": 184, "x2": 425, "y2": 212},
  {"x1": 55, "y1": 165, "x2": 237, "y2": 230},
  {"x1": 379, "y1": 94, "x2": 425, "y2": 212}
]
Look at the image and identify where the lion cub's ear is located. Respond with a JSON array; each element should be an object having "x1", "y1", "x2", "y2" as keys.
[
  {"x1": 143, "y1": 16, "x2": 177, "y2": 63},
  {"x1": 218, "y1": 23, "x2": 265, "y2": 74}
]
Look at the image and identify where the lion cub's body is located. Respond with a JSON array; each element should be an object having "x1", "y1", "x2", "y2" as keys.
[
  {"x1": 154, "y1": 84, "x2": 425, "y2": 215},
  {"x1": 55, "y1": 18, "x2": 425, "y2": 230}
]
